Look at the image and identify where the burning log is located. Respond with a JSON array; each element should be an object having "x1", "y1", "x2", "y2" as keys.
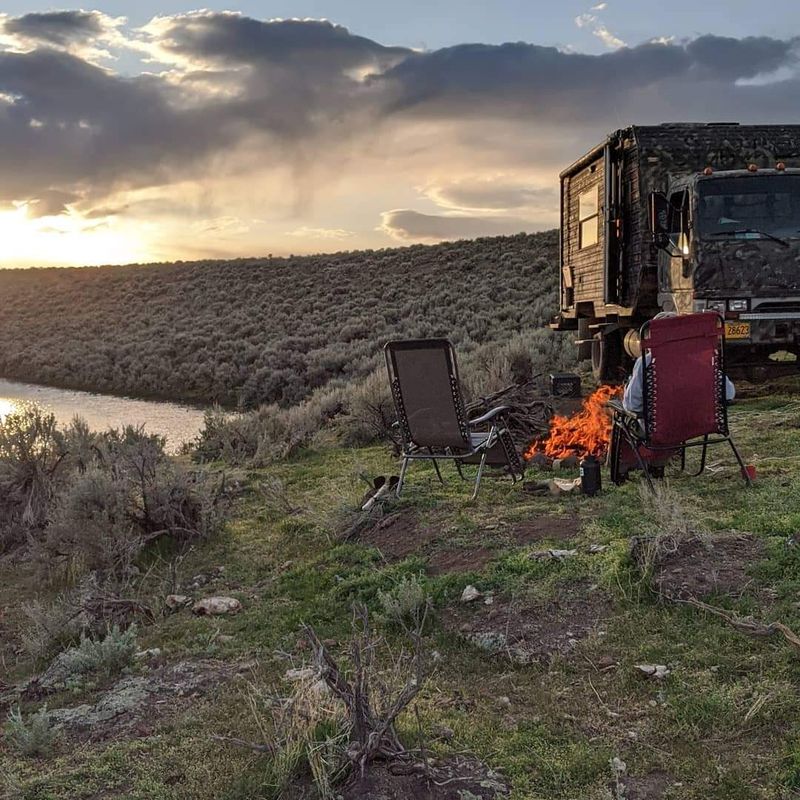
[{"x1": 525, "y1": 385, "x2": 621, "y2": 463}]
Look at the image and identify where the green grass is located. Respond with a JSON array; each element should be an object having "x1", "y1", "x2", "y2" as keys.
[{"x1": 5, "y1": 387, "x2": 800, "y2": 799}]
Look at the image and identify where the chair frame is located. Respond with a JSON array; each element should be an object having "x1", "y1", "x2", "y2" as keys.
[
  {"x1": 609, "y1": 314, "x2": 751, "y2": 492},
  {"x1": 385, "y1": 339, "x2": 524, "y2": 500}
]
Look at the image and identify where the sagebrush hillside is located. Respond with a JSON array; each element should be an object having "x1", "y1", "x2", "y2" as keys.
[{"x1": 0, "y1": 232, "x2": 559, "y2": 407}]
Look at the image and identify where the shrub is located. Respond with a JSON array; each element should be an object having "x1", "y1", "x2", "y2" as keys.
[
  {"x1": 0, "y1": 406, "x2": 67, "y2": 552},
  {"x1": 4, "y1": 706, "x2": 58, "y2": 757},
  {"x1": 57, "y1": 624, "x2": 138, "y2": 681},
  {"x1": 40, "y1": 425, "x2": 229, "y2": 579},
  {"x1": 377, "y1": 575, "x2": 430, "y2": 628}
]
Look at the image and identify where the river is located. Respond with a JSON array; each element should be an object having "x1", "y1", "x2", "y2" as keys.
[{"x1": 0, "y1": 378, "x2": 209, "y2": 452}]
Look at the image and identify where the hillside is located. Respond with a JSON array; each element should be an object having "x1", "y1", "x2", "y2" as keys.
[
  {"x1": 0, "y1": 232, "x2": 559, "y2": 408},
  {"x1": 4, "y1": 390, "x2": 800, "y2": 799}
]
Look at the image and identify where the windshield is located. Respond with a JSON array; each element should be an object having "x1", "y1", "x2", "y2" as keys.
[{"x1": 697, "y1": 175, "x2": 800, "y2": 240}]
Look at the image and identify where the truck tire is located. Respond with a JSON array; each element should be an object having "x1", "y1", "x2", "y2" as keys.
[
  {"x1": 577, "y1": 318, "x2": 592, "y2": 361},
  {"x1": 591, "y1": 330, "x2": 624, "y2": 384}
]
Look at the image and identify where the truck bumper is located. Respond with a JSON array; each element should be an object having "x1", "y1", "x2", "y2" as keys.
[{"x1": 725, "y1": 313, "x2": 800, "y2": 347}]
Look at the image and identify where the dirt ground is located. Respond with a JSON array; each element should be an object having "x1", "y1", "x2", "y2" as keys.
[
  {"x1": 509, "y1": 514, "x2": 580, "y2": 545},
  {"x1": 618, "y1": 771, "x2": 674, "y2": 800},
  {"x1": 442, "y1": 581, "x2": 613, "y2": 664},
  {"x1": 633, "y1": 533, "x2": 764, "y2": 600},
  {"x1": 284, "y1": 758, "x2": 510, "y2": 800}
]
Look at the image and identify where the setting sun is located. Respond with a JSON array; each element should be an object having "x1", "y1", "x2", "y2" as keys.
[{"x1": 0, "y1": 206, "x2": 150, "y2": 268}]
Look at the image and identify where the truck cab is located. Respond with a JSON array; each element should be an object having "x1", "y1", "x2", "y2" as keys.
[{"x1": 652, "y1": 167, "x2": 800, "y2": 379}]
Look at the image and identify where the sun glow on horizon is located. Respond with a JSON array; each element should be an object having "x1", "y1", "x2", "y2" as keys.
[{"x1": 0, "y1": 206, "x2": 153, "y2": 269}]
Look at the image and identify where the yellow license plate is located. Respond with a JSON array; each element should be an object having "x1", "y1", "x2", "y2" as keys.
[{"x1": 725, "y1": 321, "x2": 751, "y2": 340}]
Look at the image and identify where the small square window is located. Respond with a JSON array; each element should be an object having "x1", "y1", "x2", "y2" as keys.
[
  {"x1": 578, "y1": 186, "x2": 600, "y2": 249},
  {"x1": 580, "y1": 218, "x2": 598, "y2": 248}
]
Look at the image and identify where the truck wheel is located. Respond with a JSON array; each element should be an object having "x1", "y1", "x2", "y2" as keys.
[
  {"x1": 577, "y1": 318, "x2": 592, "y2": 361},
  {"x1": 591, "y1": 330, "x2": 624, "y2": 384}
]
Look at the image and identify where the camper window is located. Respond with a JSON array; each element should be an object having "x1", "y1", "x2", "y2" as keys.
[{"x1": 579, "y1": 186, "x2": 599, "y2": 249}]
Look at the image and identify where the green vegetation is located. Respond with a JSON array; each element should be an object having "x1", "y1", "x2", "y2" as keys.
[
  {"x1": 0, "y1": 232, "x2": 561, "y2": 408},
  {"x1": 4, "y1": 706, "x2": 58, "y2": 758},
  {"x1": 3, "y1": 387, "x2": 800, "y2": 798}
]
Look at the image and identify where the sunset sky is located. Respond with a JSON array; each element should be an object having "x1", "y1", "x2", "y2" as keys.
[{"x1": 1, "y1": 1, "x2": 799, "y2": 267}]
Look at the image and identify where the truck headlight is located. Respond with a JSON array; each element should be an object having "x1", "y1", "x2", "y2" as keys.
[
  {"x1": 706, "y1": 300, "x2": 726, "y2": 312},
  {"x1": 728, "y1": 299, "x2": 749, "y2": 311}
]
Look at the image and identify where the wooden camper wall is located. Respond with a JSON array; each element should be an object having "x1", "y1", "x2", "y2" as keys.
[{"x1": 560, "y1": 149, "x2": 605, "y2": 313}]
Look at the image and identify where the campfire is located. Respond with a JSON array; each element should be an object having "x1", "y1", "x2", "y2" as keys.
[{"x1": 525, "y1": 385, "x2": 621, "y2": 462}]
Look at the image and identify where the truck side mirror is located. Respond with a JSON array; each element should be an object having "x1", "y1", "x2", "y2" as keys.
[{"x1": 648, "y1": 192, "x2": 670, "y2": 246}]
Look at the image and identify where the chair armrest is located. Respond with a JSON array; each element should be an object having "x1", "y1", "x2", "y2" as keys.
[
  {"x1": 469, "y1": 405, "x2": 511, "y2": 427},
  {"x1": 607, "y1": 398, "x2": 637, "y2": 420}
]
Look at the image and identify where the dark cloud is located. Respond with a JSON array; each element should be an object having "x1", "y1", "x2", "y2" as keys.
[
  {"x1": 146, "y1": 13, "x2": 409, "y2": 70},
  {"x1": 376, "y1": 35, "x2": 800, "y2": 120},
  {"x1": 3, "y1": 11, "x2": 107, "y2": 47},
  {"x1": 380, "y1": 209, "x2": 536, "y2": 241}
]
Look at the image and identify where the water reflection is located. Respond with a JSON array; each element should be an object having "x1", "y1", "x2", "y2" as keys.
[{"x1": 0, "y1": 379, "x2": 209, "y2": 452}]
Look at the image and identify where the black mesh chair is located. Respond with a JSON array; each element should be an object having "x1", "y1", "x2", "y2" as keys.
[{"x1": 385, "y1": 339, "x2": 524, "y2": 499}]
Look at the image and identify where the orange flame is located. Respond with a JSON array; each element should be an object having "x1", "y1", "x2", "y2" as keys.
[{"x1": 525, "y1": 385, "x2": 621, "y2": 461}]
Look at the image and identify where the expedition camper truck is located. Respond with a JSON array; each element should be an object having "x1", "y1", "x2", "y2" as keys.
[{"x1": 552, "y1": 123, "x2": 800, "y2": 382}]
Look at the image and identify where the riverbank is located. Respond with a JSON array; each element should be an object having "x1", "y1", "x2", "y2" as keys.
[{"x1": 4, "y1": 391, "x2": 800, "y2": 799}]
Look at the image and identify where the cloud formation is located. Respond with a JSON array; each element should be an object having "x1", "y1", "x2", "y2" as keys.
[
  {"x1": 380, "y1": 209, "x2": 539, "y2": 241},
  {"x1": 0, "y1": 10, "x2": 799, "y2": 261}
]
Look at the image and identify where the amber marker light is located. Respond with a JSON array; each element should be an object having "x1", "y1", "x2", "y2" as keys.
[
  {"x1": 747, "y1": 164, "x2": 758, "y2": 172},
  {"x1": 777, "y1": 162, "x2": 786, "y2": 171},
  {"x1": 703, "y1": 166, "x2": 713, "y2": 175}
]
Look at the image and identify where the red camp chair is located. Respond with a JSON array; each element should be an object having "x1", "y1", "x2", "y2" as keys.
[{"x1": 608, "y1": 312, "x2": 751, "y2": 491}]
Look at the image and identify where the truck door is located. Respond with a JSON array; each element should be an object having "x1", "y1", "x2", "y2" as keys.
[{"x1": 658, "y1": 189, "x2": 694, "y2": 314}]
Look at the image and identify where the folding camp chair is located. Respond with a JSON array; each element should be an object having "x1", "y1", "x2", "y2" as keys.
[
  {"x1": 608, "y1": 312, "x2": 751, "y2": 491},
  {"x1": 385, "y1": 339, "x2": 525, "y2": 500}
]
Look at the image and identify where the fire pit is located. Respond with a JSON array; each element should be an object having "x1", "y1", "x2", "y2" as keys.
[{"x1": 525, "y1": 385, "x2": 621, "y2": 467}]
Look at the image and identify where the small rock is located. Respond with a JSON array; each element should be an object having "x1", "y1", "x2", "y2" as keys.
[
  {"x1": 484, "y1": 594, "x2": 495, "y2": 606},
  {"x1": 212, "y1": 566, "x2": 226, "y2": 576},
  {"x1": 597, "y1": 655, "x2": 616, "y2": 669},
  {"x1": 165, "y1": 594, "x2": 191, "y2": 611},
  {"x1": 530, "y1": 548, "x2": 578, "y2": 561},
  {"x1": 134, "y1": 648, "x2": 161, "y2": 660},
  {"x1": 587, "y1": 544, "x2": 609, "y2": 554},
  {"x1": 285, "y1": 667, "x2": 316, "y2": 682},
  {"x1": 610, "y1": 756, "x2": 627, "y2": 775},
  {"x1": 217, "y1": 635, "x2": 235, "y2": 644},
  {"x1": 192, "y1": 597, "x2": 242, "y2": 616},
  {"x1": 433, "y1": 724, "x2": 455, "y2": 741},
  {"x1": 431, "y1": 650, "x2": 443, "y2": 663},
  {"x1": 496, "y1": 696, "x2": 512, "y2": 710},
  {"x1": 634, "y1": 664, "x2": 670, "y2": 680},
  {"x1": 461, "y1": 585, "x2": 482, "y2": 603},
  {"x1": 560, "y1": 454, "x2": 580, "y2": 469},
  {"x1": 190, "y1": 574, "x2": 209, "y2": 586}
]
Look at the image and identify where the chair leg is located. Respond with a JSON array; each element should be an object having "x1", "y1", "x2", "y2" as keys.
[
  {"x1": 454, "y1": 460, "x2": 466, "y2": 480},
  {"x1": 471, "y1": 450, "x2": 489, "y2": 501},
  {"x1": 689, "y1": 435, "x2": 709, "y2": 477},
  {"x1": 727, "y1": 437, "x2": 752, "y2": 486},
  {"x1": 428, "y1": 449, "x2": 444, "y2": 484},
  {"x1": 397, "y1": 456, "x2": 410, "y2": 497}
]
